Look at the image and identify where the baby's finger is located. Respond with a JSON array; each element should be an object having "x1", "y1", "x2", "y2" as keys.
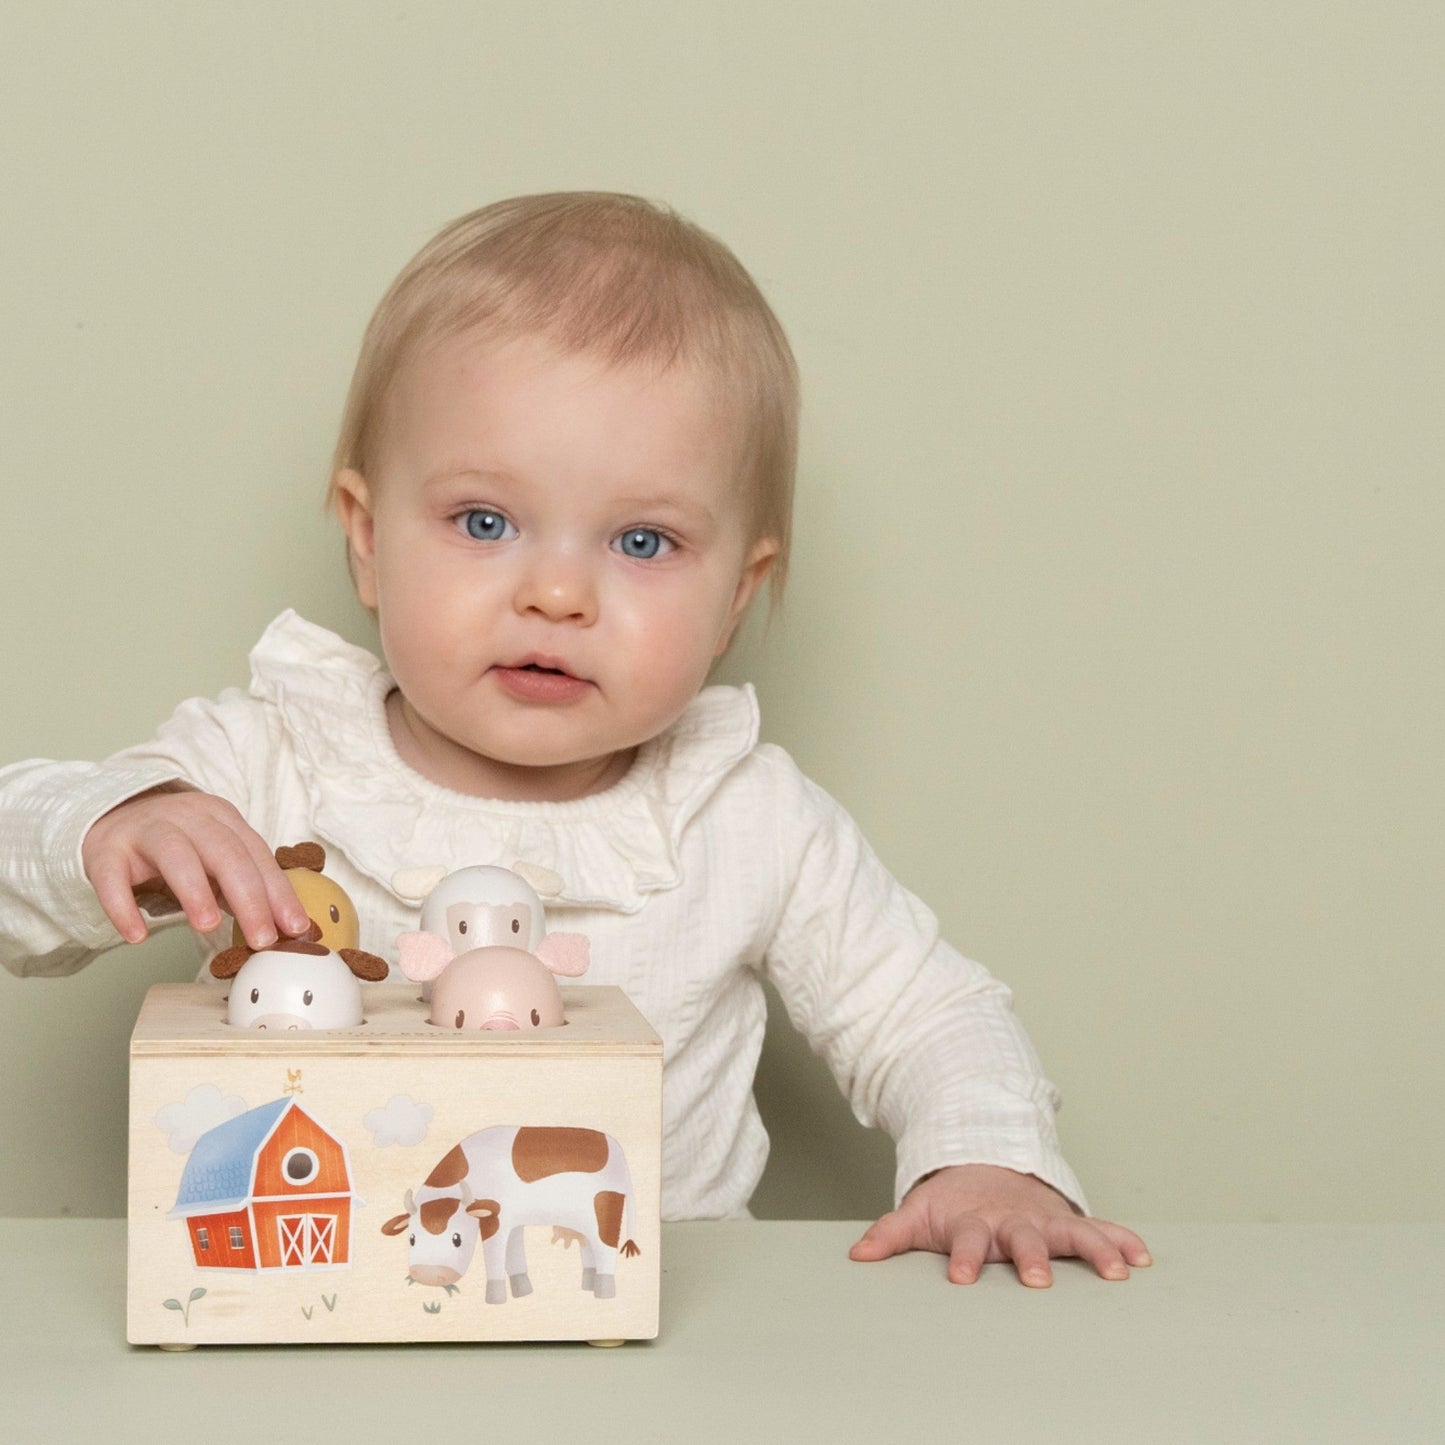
[
  {"x1": 945, "y1": 1217, "x2": 994, "y2": 1285},
  {"x1": 87, "y1": 856, "x2": 150, "y2": 945},
  {"x1": 143, "y1": 829, "x2": 226, "y2": 935},
  {"x1": 1046, "y1": 1217, "x2": 1129, "y2": 1281},
  {"x1": 1092, "y1": 1219, "x2": 1153, "y2": 1267},
  {"x1": 849, "y1": 1208, "x2": 916, "y2": 1262},
  {"x1": 233, "y1": 826, "x2": 312, "y2": 938},
  {"x1": 192, "y1": 820, "x2": 286, "y2": 949},
  {"x1": 995, "y1": 1217, "x2": 1053, "y2": 1288}
]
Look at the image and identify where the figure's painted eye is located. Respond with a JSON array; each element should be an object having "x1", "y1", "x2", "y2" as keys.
[
  {"x1": 531, "y1": 1009, "x2": 540, "y2": 1026},
  {"x1": 329, "y1": 905, "x2": 340, "y2": 923},
  {"x1": 455, "y1": 1010, "x2": 465, "y2": 1029},
  {"x1": 250, "y1": 987, "x2": 259, "y2": 1004},
  {"x1": 452, "y1": 1232, "x2": 462, "y2": 1248},
  {"x1": 460, "y1": 509, "x2": 516, "y2": 542},
  {"x1": 511, "y1": 918, "x2": 520, "y2": 934},
  {"x1": 613, "y1": 527, "x2": 673, "y2": 560},
  {"x1": 303, "y1": 990, "x2": 313, "y2": 1006},
  {"x1": 458, "y1": 920, "x2": 467, "y2": 934},
  {"x1": 409, "y1": 1233, "x2": 416, "y2": 1247}
]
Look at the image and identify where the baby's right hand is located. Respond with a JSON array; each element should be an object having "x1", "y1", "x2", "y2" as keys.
[{"x1": 81, "y1": 784, "x2": 312, "y2": 949}]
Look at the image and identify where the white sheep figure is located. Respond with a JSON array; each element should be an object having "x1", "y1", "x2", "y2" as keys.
[{"x1": 391, "y1": 862, "x2": 590, "y2": 997}]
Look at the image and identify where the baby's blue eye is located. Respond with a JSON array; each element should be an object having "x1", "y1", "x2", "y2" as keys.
[
  {"x1": 614, "y1": 528, "x2": 671, "y2": 560},
  {"x1": 460, "y1": 510, "x2": 515, "y2": 542}
]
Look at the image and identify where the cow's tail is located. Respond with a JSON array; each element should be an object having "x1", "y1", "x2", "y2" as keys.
[{"x1": 616, "y1": 1139, "x2": 640, "y2": 1260}]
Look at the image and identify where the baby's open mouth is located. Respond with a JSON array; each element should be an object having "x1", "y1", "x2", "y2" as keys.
[{"x1": 491, "y1": 659, "x2": 591, "y2": 700}]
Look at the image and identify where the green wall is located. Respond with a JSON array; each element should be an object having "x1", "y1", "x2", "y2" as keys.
[{"x1": 1, "y1": 1, "x2": 1440, "y2": 1223}]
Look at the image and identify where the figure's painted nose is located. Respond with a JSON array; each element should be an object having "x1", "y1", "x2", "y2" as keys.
[
  {"x1": 410, "y1": 1265, "x2": 462, "y2": 1288},
  {"x1": 252, "y1": 1014, "x2": 313, "y2": 1031},
  {"x1": 481, "y1": 1013, "x2": 521, "y2": 1030}
]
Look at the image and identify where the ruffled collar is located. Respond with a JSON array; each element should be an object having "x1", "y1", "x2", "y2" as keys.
[{"x1": 246, "y1": 610, "x2": 759, "y2": 913}]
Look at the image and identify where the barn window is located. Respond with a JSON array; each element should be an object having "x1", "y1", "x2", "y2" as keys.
[
  {"x1": 196, "y1": 1227, "x2": 210, "y2": 1250},
  {"x1": 229, "y1": 1226, "x2": 244, "y2": 1249},
  {"x1": 282, "y1": 1146, "x2": 320, "y2": 1186}
]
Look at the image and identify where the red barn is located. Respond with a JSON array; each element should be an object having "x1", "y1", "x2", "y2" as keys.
[{"x1": 169, "y1": 1098, "x2": 356, "y2": 1271}]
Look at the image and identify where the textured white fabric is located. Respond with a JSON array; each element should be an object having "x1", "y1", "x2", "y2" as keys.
[{"x1": 0, "y1": 611, "x2": 1086, "y2": 1218}]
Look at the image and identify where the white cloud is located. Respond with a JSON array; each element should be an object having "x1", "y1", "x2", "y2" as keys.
[
  {"x1": 154, "y1": 1084, "x2": 247, "y2": 1154},
  {"x1": 364, "y1": 1094, "x2": 433, "y2": 1148}
]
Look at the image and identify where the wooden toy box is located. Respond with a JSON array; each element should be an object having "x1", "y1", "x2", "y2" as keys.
[{"x1": 127, "y1": 982, "x2": 662, "y2": 1347}]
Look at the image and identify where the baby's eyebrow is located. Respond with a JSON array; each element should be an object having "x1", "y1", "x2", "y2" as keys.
[
  {"x1": 613, "y1": 494, "x2": 718, "y2": 530},
  {"x1": 422, "y1": 466, "x2": 515, "y2": 492}
]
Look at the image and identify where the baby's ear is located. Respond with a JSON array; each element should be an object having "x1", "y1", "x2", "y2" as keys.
[
  {"x1": 333, "y1": 468, "x2": 378, "y2": 607},
  {"x1": 717, "y1": 537, "x2": 780, "y2": 655}
]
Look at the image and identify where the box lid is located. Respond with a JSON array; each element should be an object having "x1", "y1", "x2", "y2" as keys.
[{"x1": 130, "y1": 983, "x2": 662, "y2": 1058}]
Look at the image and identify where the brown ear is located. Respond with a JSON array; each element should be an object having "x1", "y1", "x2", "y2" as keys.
[
  {"x1": 339, "y1": 948, "x2": 390, "y2": 981},
  {"x1": 209, "y1": 945, "x2": 253, "y2": 979},
  {"x1": 275, "y1": 842, "x2": 326, "y2": 873},
  {"x1": 272, "y1": 938, "x2": 329, "y2": 956},
  {"x1": 380, "y1": 1214, "x2": 412, "y2": 1236}
]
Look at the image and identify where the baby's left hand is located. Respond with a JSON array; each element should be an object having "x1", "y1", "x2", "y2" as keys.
[{"x1": 849, "y1": 1164, "x2": 1151, "y2": 1287}]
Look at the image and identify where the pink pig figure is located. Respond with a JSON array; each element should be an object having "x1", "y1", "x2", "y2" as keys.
[
  {"x1": 394, "y1": 863, "x2": 591, "y2": 983},
  {"x1": 422, "y1": 944, "x2": 580, "y2": 1031},
  {"x1": 393, "y1": 864, "x2": 590, "y2": 1024}
]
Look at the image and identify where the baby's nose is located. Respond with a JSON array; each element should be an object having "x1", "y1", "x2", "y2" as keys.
[{"x1": 515, "y1": 553, "x2": 597, "y2": 623}]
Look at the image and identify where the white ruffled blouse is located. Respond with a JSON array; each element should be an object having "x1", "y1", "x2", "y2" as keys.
[{"x1": 0, "y1": 611, "x2": 1086, "y2": 1218}]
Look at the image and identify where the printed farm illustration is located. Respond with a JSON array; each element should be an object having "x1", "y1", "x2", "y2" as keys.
[
  {"x1": 168, "y1": 1098, "x2": 356, "y2": 1271},
  {"x1": 382, "y1": 1126, "x2": 640, "y2": 1303}
]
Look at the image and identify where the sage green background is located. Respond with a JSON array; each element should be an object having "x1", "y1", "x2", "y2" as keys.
[{"x1": 1, "y1": 2, "x2": 1440, "y2": 1224}]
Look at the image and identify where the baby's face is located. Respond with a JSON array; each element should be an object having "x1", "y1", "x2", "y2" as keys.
[{"x1": 338, "y1": 330, "x2": 774, "y2": 796}]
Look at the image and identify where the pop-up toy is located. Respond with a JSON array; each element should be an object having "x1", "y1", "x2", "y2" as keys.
[{"x1": 125, "y1": 844, "x2": 662, "y2": 1349}]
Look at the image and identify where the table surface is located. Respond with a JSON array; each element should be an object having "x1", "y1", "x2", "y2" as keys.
[{"x1": 2, "y1": 1220, "x2": 1440, "y2": 1444}]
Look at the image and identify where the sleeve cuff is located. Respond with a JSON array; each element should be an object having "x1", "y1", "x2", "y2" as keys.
[{"x1": 895, "y1": 1130, "x2": 1090, "y2": 1217}]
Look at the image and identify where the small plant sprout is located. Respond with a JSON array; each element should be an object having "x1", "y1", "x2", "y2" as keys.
[{"x1": 161, "y1": 1287, "x2": 207, "y2": 1326}]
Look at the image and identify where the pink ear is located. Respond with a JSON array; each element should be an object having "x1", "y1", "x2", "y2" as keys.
[
  {"x1": 536, "y1": 931, "x2": 590, "y2": 978},
  {"x1": 396, "y1": 930, "x2": 455, "y2": 982}
]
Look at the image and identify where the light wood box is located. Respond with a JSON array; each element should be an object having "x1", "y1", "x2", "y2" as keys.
[{"x1": 127, "y1": 982, "x2": 662, "y2": 1346}]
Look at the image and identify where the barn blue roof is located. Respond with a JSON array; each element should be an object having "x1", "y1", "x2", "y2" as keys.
[{"x1": 169, "y1": 1098, "x2": 291, "y2": 1216}]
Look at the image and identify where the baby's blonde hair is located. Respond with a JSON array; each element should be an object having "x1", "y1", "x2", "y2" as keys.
[{"x1": 328, "y1": 192, "x2": 799, "y2": 599}]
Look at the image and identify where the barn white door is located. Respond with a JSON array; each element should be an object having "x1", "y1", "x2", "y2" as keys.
[
  {"x1": 308, "y1": 1214, "x2": 336, "y2": 1263},
  {"x1": 278, "y1": 1214, "x2": 336, "y2": 1267}
]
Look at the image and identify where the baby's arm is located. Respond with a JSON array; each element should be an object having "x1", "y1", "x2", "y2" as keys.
[
  {"x1": 0, "y1": 689, "x2": 305, "y2": 976},
  {"x1": 757, "y1": 749, "x2": 1148, "y2": 1284}
]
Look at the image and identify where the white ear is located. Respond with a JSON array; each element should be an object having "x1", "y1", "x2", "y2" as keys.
[
  {"x1": 392, "y1": 865, "x2": 448, "y2": 902},
  {"x1": 512, "y1": 860, "x2": 563, "y2": 898}
]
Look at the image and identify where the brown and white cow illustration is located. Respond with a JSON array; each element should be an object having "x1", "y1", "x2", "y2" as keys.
[{"x1": 381, "y1": 1125, "x2": 639, "y2": 1304}]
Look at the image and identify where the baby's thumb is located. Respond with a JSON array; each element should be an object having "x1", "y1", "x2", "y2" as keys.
[{"x1": 849, "y1": 1209, "x2": 914, "y2": 1262}]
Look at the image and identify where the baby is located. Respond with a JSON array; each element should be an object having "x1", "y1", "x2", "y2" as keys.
[{"x1": 0, "y1": 192, "x2": 1148, "y2": 1287}]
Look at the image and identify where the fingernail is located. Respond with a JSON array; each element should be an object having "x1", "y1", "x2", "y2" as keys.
[
  {"x1": 1106, "y1": 1265, "x2": 1129, "y2": 1280},
  {"x1": 1025, "y1": 1268, "x2": 1049, "y2": 1285},
  {"x1": 254, "y1": 928, "x2": 277, "y2": 948},
  {"x1": 1136, "y1": 1252, "x2": 1153, "y2": 1267}
]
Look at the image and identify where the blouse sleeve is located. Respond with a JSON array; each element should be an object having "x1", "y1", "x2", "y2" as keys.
[
  {"x1": 756, "y1": 747, "x2": 1088, "y2": 1212},
  {"x1": 0, "y1": 687, "x2": 277, "y2": 978}
]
